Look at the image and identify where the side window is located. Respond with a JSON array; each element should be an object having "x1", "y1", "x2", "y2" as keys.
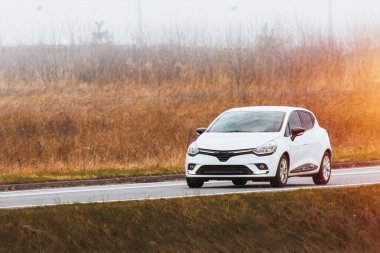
[
  {"x1": 298, "y1": 111, "x2": 314, "y2": 130},
  {"x1": 288, "y1": 111, "x2": 302, "y2": 130},
  {"x1": 284, "y1": 123, "x2": 290, "y2": 137},
  {"x1": 309, "y1": 113, "x2": 316, "y2": 126}
]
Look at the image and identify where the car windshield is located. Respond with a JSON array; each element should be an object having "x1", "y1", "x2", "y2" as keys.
[{"x1": 207, "y1": 111, "x2": 285, "y2": 133}]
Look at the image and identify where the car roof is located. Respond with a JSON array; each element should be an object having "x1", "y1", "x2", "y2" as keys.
[{"x1": 226, "y1": 106, "x2": 310, "y2": 113}]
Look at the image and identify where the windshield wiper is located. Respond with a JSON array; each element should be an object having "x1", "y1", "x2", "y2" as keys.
[{"x1": 226, "y1": 130, "x2": 251, "y2": 133}]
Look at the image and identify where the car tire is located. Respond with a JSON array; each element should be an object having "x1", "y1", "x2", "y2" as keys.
[
  {"x1": 313, "y1": 152, "x2": 331, "y2": 185},
  {"x1": 270, "y1": 155, "x2": 289, "y2": 187},
  {"x1": 232, "y1": 179, "x2": 247, "y2": 186},
  {"x1": 186, "y1": 178, "x2": 204, "y2": 188}
]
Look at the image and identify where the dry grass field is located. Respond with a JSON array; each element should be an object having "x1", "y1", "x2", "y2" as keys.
[{"x1": 1, "y1": 31, "x2": 380, "y2": 180}]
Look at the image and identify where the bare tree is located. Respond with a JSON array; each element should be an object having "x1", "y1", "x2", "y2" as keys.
[{"x1": 92, "y1": 21, "x2": 112, "y2": 44}]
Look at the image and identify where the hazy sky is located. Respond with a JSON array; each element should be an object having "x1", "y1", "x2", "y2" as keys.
[{"x1": 0, "y1": 0, "x2": 380, "y2": 45}]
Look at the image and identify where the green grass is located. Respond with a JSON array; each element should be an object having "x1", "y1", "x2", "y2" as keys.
[
  {"x1": 0, "y1": 166, "x2": 182, "y2": 184},
  {"x1": 334, "y1": 147, "x2": 380, "y2": 163},
  {"x1": 1, "y1": 185, "x2": 380, "y2": 252}
]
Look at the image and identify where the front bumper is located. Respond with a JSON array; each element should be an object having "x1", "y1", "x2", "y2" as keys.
[{"x1": 185, "y1": 151, "x2": 281, "y2": 180}]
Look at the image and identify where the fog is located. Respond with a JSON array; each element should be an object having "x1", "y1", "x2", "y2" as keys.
[{"x1": 0, "y1": 0, "x2": 380, "y2": 45}]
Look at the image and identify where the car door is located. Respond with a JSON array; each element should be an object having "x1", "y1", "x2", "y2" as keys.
[
  {"x1": 298, "y1": 111, "x2": 322, "y2": 168},
  {"x1": 285, "y1": 111, "x2": 309, "y2": 173}
]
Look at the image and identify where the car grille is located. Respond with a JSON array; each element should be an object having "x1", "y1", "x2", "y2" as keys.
[
  {"x1": 196, "y1": 165, "x2": 253, "y2": 175},
  {"x1": 198, "y1": 149, "x2": 253, "y2": 162}
]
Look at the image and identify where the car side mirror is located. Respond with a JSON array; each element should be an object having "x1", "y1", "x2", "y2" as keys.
[
  {"x1": 196, "y1": 127, "x2": 207, "y2": 135},
  {"x1": 290, "y1": 127, "x2": 305, "y2": 141}
]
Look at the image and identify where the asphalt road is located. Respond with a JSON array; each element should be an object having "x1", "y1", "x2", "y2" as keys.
[{"x1": 1, "y1": 167, "x2": 380, "y2": 209}]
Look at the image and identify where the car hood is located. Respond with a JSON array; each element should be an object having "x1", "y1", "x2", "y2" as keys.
[{"x1": 196, "y1": 132, "x2": 280, "y2": 150}]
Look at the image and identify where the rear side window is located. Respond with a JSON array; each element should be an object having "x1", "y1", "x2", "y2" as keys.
[
  {"x1": 310, "y1": 113, "x2": 316, "y2": 125},
  {"x1": 298, "y1": 111, "x2": 314, "y2": 130},
  {"x1": 288, "y1": 111, "x2": 302, "y2": 130},
  {"x1": 284, "y1": 124, "x2": 290, "y2": 137}
]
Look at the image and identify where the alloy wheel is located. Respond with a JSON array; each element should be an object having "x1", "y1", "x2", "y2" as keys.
[
  {"x1": 280, "y1": 158, "x2": 288, "y2": 184},
  {"x1": 322, "y1": 155, "x2": 331, "y2": 180}
]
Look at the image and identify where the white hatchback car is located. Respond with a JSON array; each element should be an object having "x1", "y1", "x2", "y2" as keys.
[{"x1": 185, "y1": 106, "x2": 332, "y2": 188}]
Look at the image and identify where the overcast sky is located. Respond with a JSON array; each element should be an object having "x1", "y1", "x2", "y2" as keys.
[{"x1": 0, "y1": 0, "x2": 380, "y2": 45}]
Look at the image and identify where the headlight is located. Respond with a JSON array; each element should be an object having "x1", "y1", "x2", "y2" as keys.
[
  {"x1": 188, "y1": 142, "x2": 199, "y2": 156},
  {"x1": 253, "y1": 141, "x2": 277, "y2": 156}
]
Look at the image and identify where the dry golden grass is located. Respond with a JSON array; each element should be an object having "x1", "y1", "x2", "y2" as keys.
[{"x1": 0, "y1": 33, "x2": 380, "y2": 178}]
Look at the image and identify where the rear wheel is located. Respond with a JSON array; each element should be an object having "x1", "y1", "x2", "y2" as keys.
[
  {"x1": 313, "y1": 152, "x2": 331, "y2": 185},
  {"x1": 186, "y1": 178, "x2": 204, "y2": 188},
  {"x1": 270, "y1": 155, "x2": 289, "y2": 187},
  {"x1": 232, "y1": 179, "x2": 247, "y2": 186}
]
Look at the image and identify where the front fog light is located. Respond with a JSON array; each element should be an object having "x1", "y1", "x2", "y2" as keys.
[
  {"x1": 188, "y1": 164, "x2": 196, "y2": 170},
  {"x1": 255, "y1": 163, "x2": 268, "y2": 170}
]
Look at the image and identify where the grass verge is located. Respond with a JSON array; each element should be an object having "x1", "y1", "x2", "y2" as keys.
[
  {"x1": 1, "y1": 185, "x2": 380, "y2": 252},
  {"x1": 0, "y1": 166, "x2": 183, "y2": 184}
]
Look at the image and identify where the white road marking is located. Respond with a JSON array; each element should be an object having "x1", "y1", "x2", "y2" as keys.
[
  {"x1": 0, "y1": 182, "x2": 187, "y2": 198},
  {"x1": 332, "y1": 170, "x2": 380, "y2": 176}
]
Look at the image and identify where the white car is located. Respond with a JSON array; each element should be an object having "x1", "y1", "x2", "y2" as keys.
[{"x1": 185, "y1": 106, "x2": 332, "y2": 188}]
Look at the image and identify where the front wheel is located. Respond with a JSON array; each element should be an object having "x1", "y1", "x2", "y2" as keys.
[
  {"x1": 186, "y1": 178, "x2": 204, "y2": 188},
  {"x1": 313, "y1": 152, "x2": 331, "y2": 185},
  {"x1": 270, "y1": 155, "x2": 289, "y2": 187}
]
